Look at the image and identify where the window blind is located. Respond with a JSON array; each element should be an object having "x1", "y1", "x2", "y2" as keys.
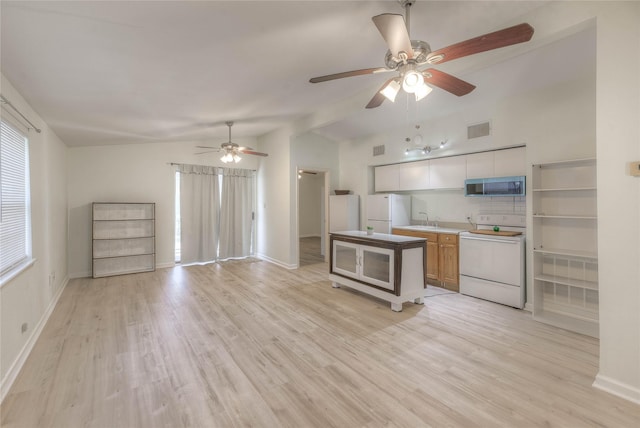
[{"x1": 0, "y1": 120, "x2": 30, "y2": 275}]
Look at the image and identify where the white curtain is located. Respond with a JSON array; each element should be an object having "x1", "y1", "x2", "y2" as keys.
[
  {"x1": 219, "y1": 168, "x2": 254, "y2": 259},
  {"x1": 178, "y1": 164, "x2": 219, "y2": 264}
]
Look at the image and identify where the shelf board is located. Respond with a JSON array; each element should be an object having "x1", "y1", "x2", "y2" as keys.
[
  {"x1": 93, "y1": 236, "x2": 155, "y2": 240},
  {"x1": 93, "y1": 253, "x2": 156, "y2": 260},
  {"x1": 534, "y1": 274, "x2": 598, "y2": 290},
  {"x1": 533, "y1": 214, "x2": 597, "y2": 220},
  {"x1": 532, "y1": 187, "x2": 596, "y2": 192},
  {"x1": 93, "y1": 218, "x2": 154, "y2": 222},
  {"x1": 533, "y1": 247, "x2": 597, "y2": 259}
]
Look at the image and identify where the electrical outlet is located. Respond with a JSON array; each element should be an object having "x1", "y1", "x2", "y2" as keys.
[{"x1": 21, "y1": 323, "x2": 28, "y2": 334}]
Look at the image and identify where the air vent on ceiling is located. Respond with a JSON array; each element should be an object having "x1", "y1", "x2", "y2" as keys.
[
  {"x1": 467, "y1": 121, "x2": 491, "y2": 139},
  {"x1": 373, "y1": 145, "x2": 385, "y2": 156}
]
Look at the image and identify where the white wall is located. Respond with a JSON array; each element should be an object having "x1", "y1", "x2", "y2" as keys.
[
  {"x1": 591, "y1": 1, "x2": 640, "y2": 403},
  {"x1": 1, "y1": 74, "x2": 68, "y2": 399},
  {"x1": 256, "y1": 126, "x2": 293, "y2": 267},
  {"x1": 67, "y1": 140, "x2": 258, "y2": 278},
  {"x1": 256, "y1": 130, "x2": 340, "y2": 268}
]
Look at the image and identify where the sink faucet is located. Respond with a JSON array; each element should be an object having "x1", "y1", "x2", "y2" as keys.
[{"x1": 418, "y1": 211, "x2": 429, "y2": 226}]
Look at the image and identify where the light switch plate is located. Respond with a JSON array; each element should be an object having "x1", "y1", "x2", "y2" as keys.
[{"x1": 631, "y1": 161, "x2": 640, "y2": 177}]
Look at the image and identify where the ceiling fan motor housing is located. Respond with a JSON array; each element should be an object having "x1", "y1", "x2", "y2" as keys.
[{"x1": 384, "y1": 40, "x2": 432, "y2": 69}]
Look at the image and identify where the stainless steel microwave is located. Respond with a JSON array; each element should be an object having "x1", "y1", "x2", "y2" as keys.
[{"x1": 464, "y1": 176, "x2": 526, "y2": 197}]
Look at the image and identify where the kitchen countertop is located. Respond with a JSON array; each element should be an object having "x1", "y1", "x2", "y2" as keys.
[
  {"x1": 393, "y1": 225, "x2": 467, "y2": 234},
  {"x1": 331, "y1": 230, "x2": 426, "y2": 243}
]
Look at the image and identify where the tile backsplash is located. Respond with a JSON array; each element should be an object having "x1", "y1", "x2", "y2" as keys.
[{"x1": 410, "y1": 189, "x2": 525, "y2": 224}]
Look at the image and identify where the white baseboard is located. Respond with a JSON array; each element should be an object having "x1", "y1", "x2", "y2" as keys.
[
  {"x1": 1, "y1": 275, "x2": 69, "y2": 404},
  {"x1": 69, "y1": 270, "x2": 91, "y2": 279},
  {"x1": 593, "y1": 373, "x2": 640, "y2": 404},
  {"x1": 156, "y1": 261, "x2": 176, "y2": 269},
  {"x1": 256, "y1": 253, "x2": 297, "y2": 270}
]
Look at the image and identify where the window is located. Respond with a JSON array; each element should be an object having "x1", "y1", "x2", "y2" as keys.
[{"x1": 0, "y1": 120, "x2": 31, "y2": 277}]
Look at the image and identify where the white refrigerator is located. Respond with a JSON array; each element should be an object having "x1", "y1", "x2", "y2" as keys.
[
  {"x1": 366, "y1": 194, "x2": 411, "y2": 234},
  {"x1": 329, "y1": 194, "x2": 360, "y2": 232}
]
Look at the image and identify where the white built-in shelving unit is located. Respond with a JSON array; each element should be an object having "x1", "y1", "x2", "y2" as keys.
[
  {"x1": 92, "y1": 202, "x2": 155, "y2": 278},
  {"x1": 531, "y1": 158, "x2": 598, "y2": 337}
]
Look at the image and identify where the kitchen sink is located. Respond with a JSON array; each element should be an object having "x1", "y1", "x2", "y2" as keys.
[
  {"x1": 396, "y1": 225, "x2": 467, "y2": 234},
  {"x1": 403, "y1": 225, "x2": 440, "y2": 231}
]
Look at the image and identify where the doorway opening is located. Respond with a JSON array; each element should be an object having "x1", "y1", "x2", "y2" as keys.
[{"x1": 297, "y1": 168, "x2": 329, "y2": 267}]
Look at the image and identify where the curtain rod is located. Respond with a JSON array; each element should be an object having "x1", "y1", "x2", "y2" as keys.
[
  {"x1": 0, "y1": 94, "x2": 42, "y2": 133},
  {"x1": 168, "y1": 162, "x2": 256, "y2": 172}
]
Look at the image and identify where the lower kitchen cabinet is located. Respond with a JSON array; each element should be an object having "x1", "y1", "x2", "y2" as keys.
[
  {"x1": 392, "y1": 229, "x2": 459, "y2": 291},
  {"x1": 425, "y1": 235, "x2": 439, "y2": 281},
  {"x1": 438, "y1": 234, "x2": 459, "y2": 290}
]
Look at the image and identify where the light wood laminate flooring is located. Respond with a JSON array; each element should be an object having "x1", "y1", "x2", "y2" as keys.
[
  {"x1": 299, "y1": 236, "x2": 325, "y2": 266},
  {"x1": 2, "y1": 259, "x2": 639, "y2": 427}
]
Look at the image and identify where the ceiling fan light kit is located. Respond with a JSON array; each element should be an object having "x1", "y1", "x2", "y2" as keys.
[
  {"x1": 196, "y1": 121, "x2": 268, "y2": 163},
  {"x1": 309, "y1": 0, "x2": 534, "y2": 109},
  {"x1": 380, "y1": 79, "x2": 401, "y2": 102}
]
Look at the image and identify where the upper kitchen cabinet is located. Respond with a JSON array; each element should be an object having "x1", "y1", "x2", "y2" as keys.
[
  {"x1": 374, "y1": 164, "x2": 400, "y2": 192},
  {"x1": 465, "y1": 151, "x2": 494, "y2": 179},
  {"x1": 494, "y1": 147, "x2": 526, "y2": 177},
  {"x1": 398, "y1": 159, "x2": 430, "y2": 191},
  {"x1": 429, "y1": 156, "x2": 466, "y2": 189},
  {"x1": 466, "y1": 147, "x2": 526, "y2": 179}
]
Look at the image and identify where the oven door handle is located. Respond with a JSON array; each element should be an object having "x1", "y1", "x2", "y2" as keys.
[{"x1": 460, "y1": 236, "x2": 519, "y2": 244}]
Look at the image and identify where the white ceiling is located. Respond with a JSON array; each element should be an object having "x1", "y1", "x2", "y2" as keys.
[{"x1": 0, "y1": 1, "x2": 593, "y2": 147}]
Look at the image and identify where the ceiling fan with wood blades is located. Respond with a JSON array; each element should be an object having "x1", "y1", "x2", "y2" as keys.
[
  {"x1": 309, "y1": 0, "x2": 534, "y2": 109},
  {"x1": 196, "y1": 121, "x2": 268, "y2": 163}
]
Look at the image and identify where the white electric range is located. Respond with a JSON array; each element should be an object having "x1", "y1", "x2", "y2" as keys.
[{"x1": 459, "y1": 214, "x2": 526, "y2": 309}]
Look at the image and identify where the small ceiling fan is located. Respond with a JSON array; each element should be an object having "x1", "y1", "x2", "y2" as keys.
[
  {"x1": 196, "y1": 121, "x2": 268, "y2": 163},
  {"x1": 309, "y1": 0, "x2": 534, "y2": 108}
]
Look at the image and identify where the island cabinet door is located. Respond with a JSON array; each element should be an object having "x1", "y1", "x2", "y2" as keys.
[
  {"x1": 332, "y1": 240, "x2": 359, "y2": 280},
  {"x1": 360, "y1": 246, "x2": 395, "y2": 291}
]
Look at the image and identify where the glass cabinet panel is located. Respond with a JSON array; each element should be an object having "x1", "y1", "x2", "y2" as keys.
[
  {"x1": 362, "y1": 250, "x2": 390, "y2": 282},
  {"x1": 334, "y1": 242, "x2": 358, "y2": 275}
]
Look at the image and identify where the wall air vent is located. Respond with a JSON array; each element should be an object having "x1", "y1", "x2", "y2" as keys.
[
  {"x1": 373, "y1": 145, "x2": 385, "y2": 156},
  {"x1": 467, "y1": 121, "x2": 491, "y2": 139}
]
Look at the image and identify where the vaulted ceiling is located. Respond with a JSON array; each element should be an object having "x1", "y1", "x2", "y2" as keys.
[{"x1": 1, "y1": 1, "x2": 593, "y2": 147}]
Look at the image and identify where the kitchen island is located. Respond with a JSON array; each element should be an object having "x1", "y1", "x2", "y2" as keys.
[{"x1": 329, "y1": 231, "x2": 426, "y2": 311}]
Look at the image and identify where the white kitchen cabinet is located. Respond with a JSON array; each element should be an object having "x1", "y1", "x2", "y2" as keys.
[
  {"x1": 531, "y1": 158, "x2": 598, "y2": 337},
  {"x1": 466, "y1": 147, "x2": 526, "y2": 179},
  {"x1": 398, "y1": 159, "x2": 429, "y2": 191},
  {"x1": 494, "y1": 147, "x2": 526, "y2": 177},
  {"x1": 465, "y1": 152, "x2": 494, "y2": 179},
  {"x1": 429, "y1": 156, "x2": 466, "y2": 189},
  {"x1": 330, "y1": 231, "x2": 426, "y2": 311},
  {"x1": 374, "y1": 164, "x2": 400, "y2": 192},
  {"x1": 93, "y1": 202, "x2": 156, "y2": 278}
]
